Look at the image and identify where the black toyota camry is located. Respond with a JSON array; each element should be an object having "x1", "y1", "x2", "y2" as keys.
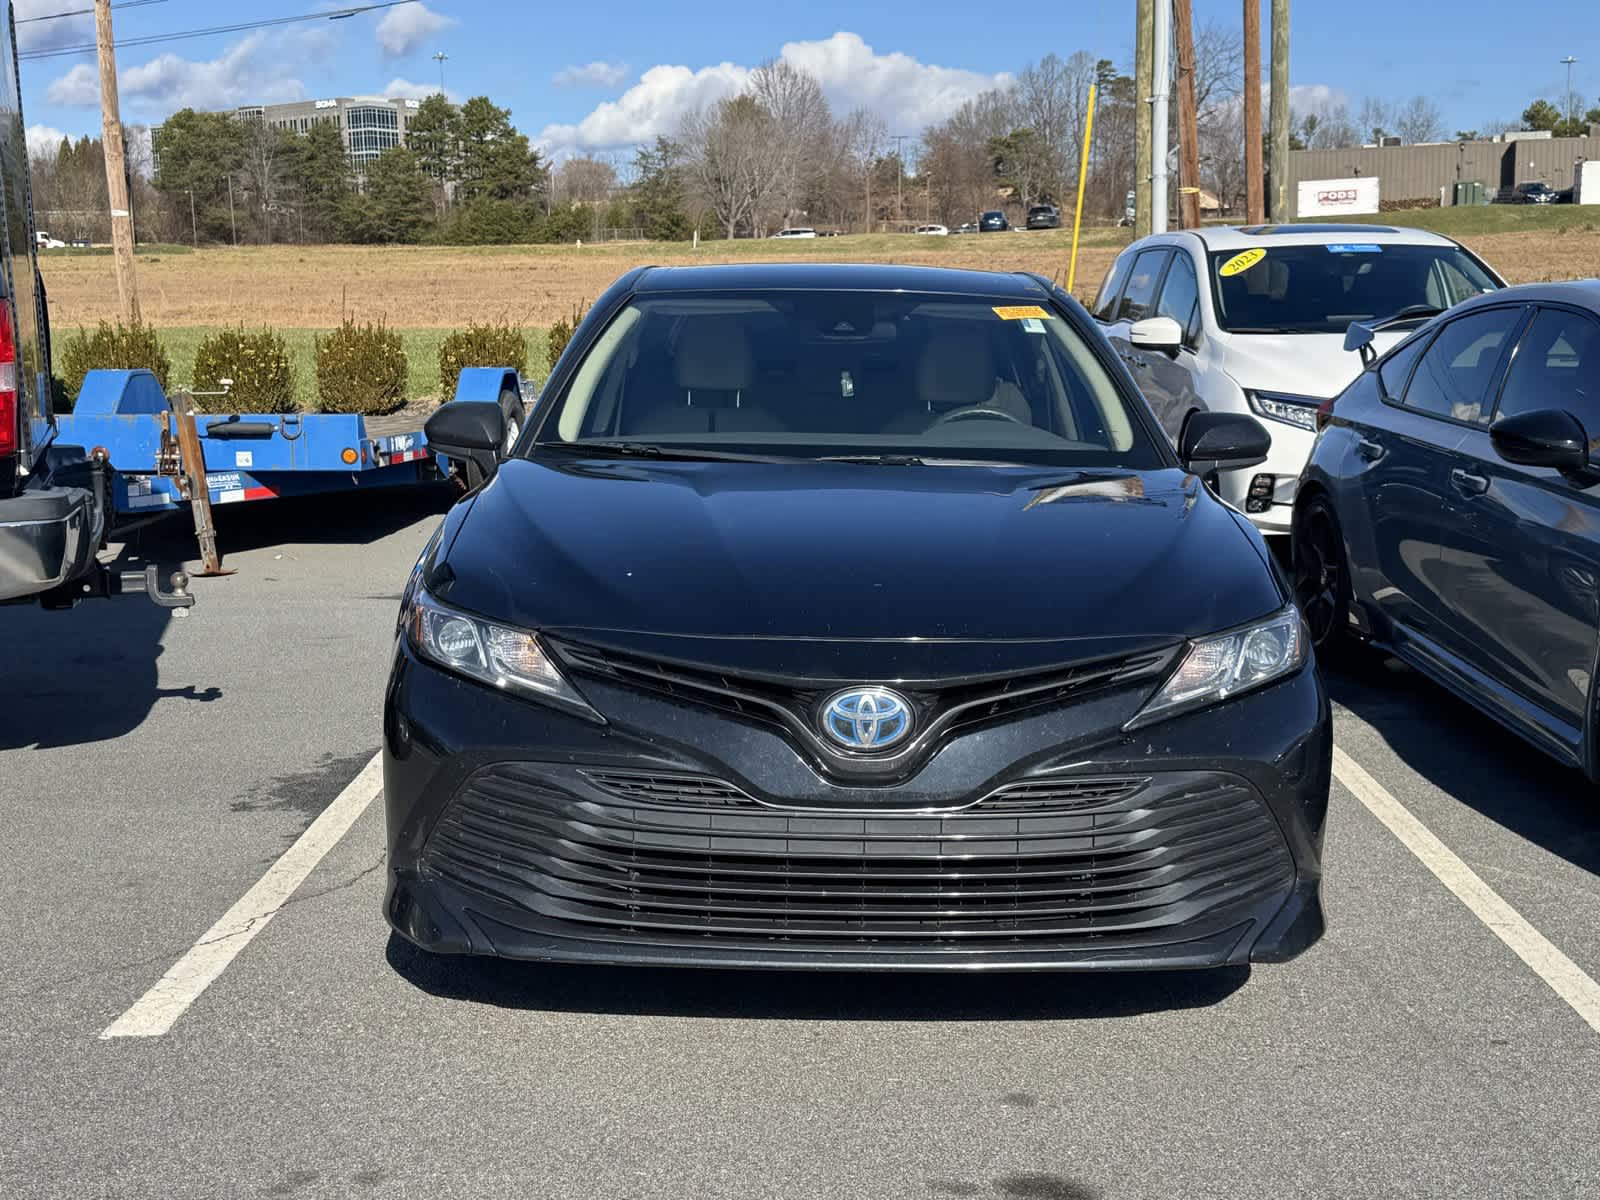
[{"x1": 384, "y1": 263, "x2": 1330, "y2": 972}]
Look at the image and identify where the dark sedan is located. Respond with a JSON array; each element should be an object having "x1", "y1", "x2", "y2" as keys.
[
  {"x1": 1026, "y1": 204, "x2": 1062, "y2": 230},
  {"x1": 979, "y1": 210, "x2": 1009, "y2": 232},
  {"x1": 1295, "y1": 279, "x2": 1600, "y2": 777},
  {"x1": 387, "y1": 262, "x2": 1330, "y2": 972}
]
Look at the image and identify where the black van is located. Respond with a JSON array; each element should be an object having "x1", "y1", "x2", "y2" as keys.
[{"x1": 0, "y1": 2, "x2": 108, "y2": 606}]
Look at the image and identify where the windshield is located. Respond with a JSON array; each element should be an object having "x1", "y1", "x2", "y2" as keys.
[
  {"x1": 1207, "y1": 243, "x2": 1501, "y2": 334},
  {"x1": 536, "y1": 291, "x2": 1166, "y2": 468}
]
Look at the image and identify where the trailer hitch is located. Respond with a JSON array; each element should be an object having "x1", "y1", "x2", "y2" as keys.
[{"x1": 41, "y1": 564, "x2": 194, "y2": 614}]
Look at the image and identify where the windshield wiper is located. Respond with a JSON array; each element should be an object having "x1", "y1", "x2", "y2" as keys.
[
  {"x1": 820, "y1": 453, "x2": 928, "y2": 465},
  {"x1": 1365, "y1": 303, "x2": 1446, "y2": 331},
  {"x1": 534, "y1": 441, "x2": 801, "y2": 464}
]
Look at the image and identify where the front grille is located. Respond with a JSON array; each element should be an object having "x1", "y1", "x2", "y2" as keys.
[
  {"x1": 582, "y1": 770, "x2": 755, "y2": 808},
  {"x1": 423, "y1": 764, "x2": 1294, "y2": 952},
  {"x1": 550, "y1": 638, "x2": 1175, "y2": 777}
]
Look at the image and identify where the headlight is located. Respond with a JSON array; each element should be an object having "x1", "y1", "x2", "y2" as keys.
[
  {"x1": 410, "y1": 589, "x2": 598, "y2": 719},
  {"x1": 1126, "y1": 607, "x2": 1308, "y2": 729},
  {"x1": 1246, "y1": 389, "x2": 1323, "y2": 432}
]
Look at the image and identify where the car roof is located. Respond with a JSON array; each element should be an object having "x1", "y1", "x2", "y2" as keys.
[
  {"x1": 1449, "y1": 278, "x2": 1600, "y2": 312},
  {"x1": 632, "y1": 262, "x2": 1052, "y2": 298},
  {"x1": 1150, "y1": 223, "x2": 1460, "y2": 252}
]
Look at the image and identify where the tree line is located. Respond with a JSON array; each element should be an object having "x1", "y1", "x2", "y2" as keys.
[{"x1": 27, "y1": 64, "x2": 1600, "y2": 247}]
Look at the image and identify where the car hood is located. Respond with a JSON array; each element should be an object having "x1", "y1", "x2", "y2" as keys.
[
  {"x1": 1219, "y1": 330, "x2": 1410, "y2": 399},
  {"x1": 435, "y1": 458, "x2": 1284, "y2": 678}
]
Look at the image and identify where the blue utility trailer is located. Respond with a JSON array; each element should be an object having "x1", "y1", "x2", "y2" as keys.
[{"x1": 51, "y1": 366, "x2": 528, "y2": 576}]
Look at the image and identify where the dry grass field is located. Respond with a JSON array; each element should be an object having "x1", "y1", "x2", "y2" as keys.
[
  {"x1": 41, "y1": 220, "x2": 1600, "y2": 334},
  {"x1": 40, "y1": 231, "x2": 1129, "y2": 330}
]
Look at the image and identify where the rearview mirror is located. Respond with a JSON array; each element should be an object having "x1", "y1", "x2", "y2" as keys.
[
  {"x1": 1490, "y1": 408, "x2": 1589, "y2": 473},
  {"x1": 425, "y1": 400, "x2": 505, "y2": 489},
  {"x1": 1180, "y1": 411, "x2": 1271, "y2": 476},
  {"x1": 1130, "y1": 316, "x2": 1184, "y2": 355}
]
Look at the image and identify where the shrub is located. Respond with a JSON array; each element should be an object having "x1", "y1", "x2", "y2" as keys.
[
  {"x1": 59, "y1": 319, "x2": 171, "y2": 402},
  {"x1": 545, "y1": 301, "x2": 588, "y2": 367},
  {"x1": 191, "y1": 326, "x2": 296, "y2": 413},
  {"x1": 438, "y1": 322, "x2": 529, "y2": 400},
  {"x1": 314, "y1": 320, "x2": 407, "y2": 415}
]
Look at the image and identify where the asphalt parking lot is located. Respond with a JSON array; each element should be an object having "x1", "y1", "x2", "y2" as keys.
[{"x1": 4, "y1": 492, "x2": 1598, "y2": 1200}]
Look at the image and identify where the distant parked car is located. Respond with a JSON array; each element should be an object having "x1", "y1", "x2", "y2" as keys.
[
  {"x1": 1094, "y1": 222, "x2": 1506, "y2": 535},
  {"x1": 978, "y1": 210, "x2": 1009, "y2": 232},
  {"x1": 772, "y1": 228, "x2": 818, "y2": 239},
  {"x1": 954, "y1": 222, "x2": 979, "y2": 235},
  {"x1": 914, "y1": 224, "x2": 948, "y2": 236},
  {"x1": 69, "y1": 237, "x2": 90, "y2": 248},
  {"x1": 34, "y1": 230, "x2": 64, "y2": 249},
  {"x1": 1026, "y1": 204, "x2": 1062, "y2": 230},
  {"x1": 1508, "y1": 181, "x2": 1558, "y2": 205},
  {"x1": 1296, "y1": 280, "x2": 1600, "y2": 778},
  {"x1": 1554, "y1": 187, "x2": 1575, "y2": 204}
]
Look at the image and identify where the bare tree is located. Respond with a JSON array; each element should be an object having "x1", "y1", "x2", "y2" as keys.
[
  {"x1": 681, "y1": 94, "x2": 785, "y2": 239},
  {"x1": 238, "y1": 121, "x2": 291, "y2": 243},
  {"x1": 1357, "y1": 97, "x2": 1390, "y2": 143},
  {"x1": 554, "y1": 157, "x2": 618, "y2": 206},
  {"x1": 1394, "y1": 95, "x2": 1444, "y2": 144},
  {"x1": 750, "y1": 59, "x2": 833, "y2": 229}
]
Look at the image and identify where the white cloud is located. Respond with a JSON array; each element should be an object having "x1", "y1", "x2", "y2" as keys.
[
  {"x1": 26, "y1": 123, "x2": 69, "y2": 159},
  {"x1": 47, "y1": 34, "x2": 306, "y2": 113},
  {"x1": 383, "y1": 78, "x2": 455, "y2": 102},
  {"x1": 13, "y1": 1, "x2": 92, "y2": 55},
  {"x1": 375, "y1": 2, "x2": 456, "y2": 58},
  {"x1": 779, "y1": 33, "x2": 1012, "y2": 133},
  {"x1": 553, "y1": 61, "x2": 631, "y2": 89},
  {"x1": 537, "y1": 32, "x2": 1011, "y2": 158}
]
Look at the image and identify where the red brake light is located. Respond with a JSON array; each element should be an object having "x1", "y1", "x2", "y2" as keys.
[
  {"x1": 0, "y1": 299, "x2": 16, "y2": 460},
  {"x1": 1314, "y1": 395, "x2": 1336, "y2": 433}
]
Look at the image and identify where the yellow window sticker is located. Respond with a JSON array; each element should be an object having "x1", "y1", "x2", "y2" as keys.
[
  {"x1": 993, "y1": 305, "x2": 1052, "y2": 320},
  {"x1": 1219, "y1": 248, "x2": 1266, "y2": 277}
]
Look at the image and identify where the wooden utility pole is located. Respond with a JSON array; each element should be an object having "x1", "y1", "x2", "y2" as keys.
[
  {"x1": 94, "y1": 0, "x2": 140, "y2": 322},
  {"x1": 1268, "y1": 0, "x2": 1291, "y2": 222},
  {"x1": 1244, "y1": 0, "x2": 1263, "y2": 223},
  {"x1": 1175, "y1": 0, "x2": 1201, "y2": 229},
  {"x1": 1134, "y1": 0, "x2": 1154, "y2": 238}
]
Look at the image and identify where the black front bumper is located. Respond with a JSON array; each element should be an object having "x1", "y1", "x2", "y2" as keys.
[{"x1": 384, "y1": 648, "x2": 1329, "y2": 971}]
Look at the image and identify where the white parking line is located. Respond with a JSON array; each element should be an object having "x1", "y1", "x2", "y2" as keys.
[
  {"x1": 1332, "y1": 745, "x2": 1600, "y2": 1035},
  {"x1": 100, "y1": 752, "x2": 385, "y2": 1040}
]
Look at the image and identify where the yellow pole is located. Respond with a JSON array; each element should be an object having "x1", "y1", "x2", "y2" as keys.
[{"x1": 1067, "y1": 82, "x2": 1098, "y2": 295}]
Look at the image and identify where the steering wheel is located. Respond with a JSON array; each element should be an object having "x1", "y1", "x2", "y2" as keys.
[{"x1": 930, "y1": 406, "x2": 1028, "y2": 426}]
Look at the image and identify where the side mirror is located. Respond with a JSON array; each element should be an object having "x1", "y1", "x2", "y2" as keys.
[
  {"x1": 425, "y1": 400, "x2": 505, "y2": 488},
  {"x1": 1490, "y1": 408, "x2": 1588, "y2": 473},
  {"x1": 1180, "y1": 411, "x2": 1272, "y2": 475},
  {"x1": 1130, "y1": 315, "x2": 1184, "y2": 355}
]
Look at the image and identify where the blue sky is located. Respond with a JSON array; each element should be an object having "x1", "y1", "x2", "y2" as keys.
[{"x1": 14, "y1": 0, "x2": 1600, "y2": 159}]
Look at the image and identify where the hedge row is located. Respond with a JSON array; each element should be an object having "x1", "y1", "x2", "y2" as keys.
[{"x1": 58, "y1": 319, "x2": 542, "y2": 416}]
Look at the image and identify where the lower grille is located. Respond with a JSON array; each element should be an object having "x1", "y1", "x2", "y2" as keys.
[{"x1": 423, "y1": 764, "x2": 1294, "y2": 953}]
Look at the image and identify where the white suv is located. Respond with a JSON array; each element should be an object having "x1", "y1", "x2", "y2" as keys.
[{"x1": 1092, "y1": 224, "x2": 1505, "y2": 534}]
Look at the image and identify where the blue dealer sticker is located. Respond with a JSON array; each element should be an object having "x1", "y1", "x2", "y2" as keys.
[{"x1": 1326, "y1": 243, "x2": 1382, "y2": 253}]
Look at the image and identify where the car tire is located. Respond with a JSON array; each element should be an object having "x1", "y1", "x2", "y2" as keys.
[
  {"x1": 499, "y1": 388, "x2": 526, "y2": 458},
  {"x1": 1293, "y1": 495, "x2": 1356, "y2": 654}
]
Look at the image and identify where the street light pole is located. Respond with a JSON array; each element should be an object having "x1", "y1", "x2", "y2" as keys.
[
  {"x1": 1561, "y1": 56, "x2": 1579, "y2": 126},
  {"x1": 433, "y1": 51, "x2": 449, "y2": 96}
]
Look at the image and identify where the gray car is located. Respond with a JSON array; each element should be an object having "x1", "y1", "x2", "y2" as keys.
[{"x1": 1295, "y1": 279, "x2": 1600, "y2": 777}]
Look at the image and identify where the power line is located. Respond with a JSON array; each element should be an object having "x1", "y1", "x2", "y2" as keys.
[
  {"x1": 18, "y1": 0, "x2": 420, "y2": 60},
  {"x1": 16, "y1": 0, "x2": 168, "y2": 23}
]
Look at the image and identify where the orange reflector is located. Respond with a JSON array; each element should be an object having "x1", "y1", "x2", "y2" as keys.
[{"x1": 341, "y1": 448, "x2": 359, "y2": 464}]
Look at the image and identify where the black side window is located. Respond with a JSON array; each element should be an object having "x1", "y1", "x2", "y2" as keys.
[
  {"x1": 1401, "y1": 307, "x2": 1523, "y2": 426},
  {"x1": 1154, "y1": 252, "x2": 1200, "y2": 344},
  {"x1": 1377, "y1": 331, "x2": 1430, "y2": 401},
  {"x1": 1115, "y1": 250, "x2": 1170, "y2": 323},
  {"x1": 1497, "y1": 309, "x2": 1600, "y2": 448},
  {"x1": 1092, "y1": 254, "x2": 1134, "y2": 322}
]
